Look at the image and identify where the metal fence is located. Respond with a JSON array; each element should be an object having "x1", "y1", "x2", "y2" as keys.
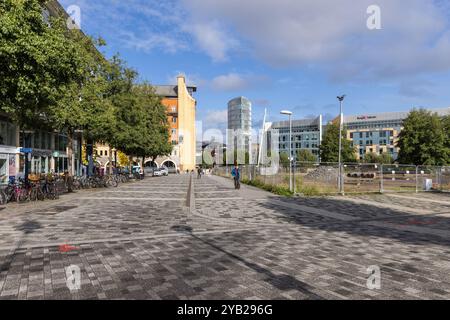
[{"x1": 213, "y1": 162, "x2": 450, "y2": 195}]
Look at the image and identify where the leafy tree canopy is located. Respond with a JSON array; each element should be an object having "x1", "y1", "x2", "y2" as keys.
[
  {"x1": 320, "y1": 121, "x2": 356, "y2": 163},
  {"x1": 397, "y1": 109, "x2": 449, "y2": 165}
]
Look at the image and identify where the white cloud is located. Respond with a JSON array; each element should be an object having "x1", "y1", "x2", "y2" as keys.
[
  {"x1": 211, "y1": 73, "x2": 250, "y2": 91},
  {"x1": 185, "y1": 21, "x2": 238, "y2": 62},
  {"x1": 181, "y1": 0, "x2": 450, "y2": 81},
  {"x1": 211, "y1": 73, "x2": 269, "y2": 91},
  {"x1": 204, "y1": 110, "x2": 228, "y2": 124}
]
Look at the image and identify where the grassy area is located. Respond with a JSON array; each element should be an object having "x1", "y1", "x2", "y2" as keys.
[{"x1": 241, "y1": 178, "x2": 294, "y2": 197}]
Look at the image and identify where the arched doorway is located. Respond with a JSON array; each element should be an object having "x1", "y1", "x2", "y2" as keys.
[
  {"x1": 144, "y1": 160, "x2": 158, "y2": 174},
  {"x1": 161, "y1": 160, "x2": 177, "y2": 174}
]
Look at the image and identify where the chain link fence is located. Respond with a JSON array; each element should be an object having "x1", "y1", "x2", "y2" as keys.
[{"x1": 213, "y1": 162, "x2": 450, "y2": 195}]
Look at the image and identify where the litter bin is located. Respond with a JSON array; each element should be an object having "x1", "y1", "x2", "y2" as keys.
[{"x1": 423, "y1": 179, "x2": 432, "y2": 191}]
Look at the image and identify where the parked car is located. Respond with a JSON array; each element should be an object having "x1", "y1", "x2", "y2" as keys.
[
  {"x1": 144, "y1": 166, "x2": 156, "y2": 175},
  {"x1": 160, "y1": 166, "x2": 169, "y2": 176}
]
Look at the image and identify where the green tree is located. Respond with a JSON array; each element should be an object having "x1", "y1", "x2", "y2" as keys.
[
  {"x1": 320, "y1": 122, "x2": 356, "y2": 163},
  {"x1": 134, "y1": 84, "x2": 172, "y2": 162},
  {"x1": 397, "y1": 109, "x2": 449, "y2": 165},
  {"x1": 443, "y1": 115, "x2": 450, "y2": 154},
  {"x1": 280, "y1": 152, "x2": 290, "y2": 167},
  {"x1": 362, "y1": 152, "x2": 379, "y2": 163},
  {"x1": 378, "y1": 153, "x2": 394, "y2": 164},
  {"x1": 0, "y1": 0, "x2": 83, "y2": 128},
  {"x1": 296, "y1": 149, "x2": 317, "y2": 163}
]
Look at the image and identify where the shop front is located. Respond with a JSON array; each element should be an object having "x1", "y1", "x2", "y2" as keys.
[
  {"x1": 19, "y1": 148, "x2": 53, "y2": 176},
  {"x1": 0, "y1": 147, "x2": 17, "y2": 185}
]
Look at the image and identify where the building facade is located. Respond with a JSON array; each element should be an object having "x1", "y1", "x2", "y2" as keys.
[
  {"x1": 267, "y1": 115, "x2": 323, "y2": 161},
  {"x1": 0, "y1": 113, "x2": 81, "y2": 184},
  {"x1": 344, "y1": 107, "x2": 450, "y2": 161},
  {"x1": 152, "y1": 75, "x2": 197, "y2": 171},
  {"x1": 227, "y1": 97, "x2": 252, "y2": 159}
]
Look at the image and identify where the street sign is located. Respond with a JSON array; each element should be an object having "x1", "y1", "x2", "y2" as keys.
[{"x1": 20, "y1": 148, "x2": 32, "y2": 153}]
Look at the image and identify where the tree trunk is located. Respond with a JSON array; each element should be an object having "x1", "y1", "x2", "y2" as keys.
[
  {"x1": 87, "y1": 139, "x2": 94, "y2": 177},
  {"x1": 67, "y1": 130, "x2": 73, "y2": 176},
  {"x1": 66, "y1": 130, "x2": 74, "y2": 192},
  {"x1": 108, "y1": 146, "x2": 113, "y2": 175},
  {"x1": 129, "y1": 156, "x2": 133, "y2": 175}
]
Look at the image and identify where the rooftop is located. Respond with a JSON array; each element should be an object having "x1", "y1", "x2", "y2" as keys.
[
  {"x1": 153, "y1": 85, "x2": 197, "y2": 98},
  {"x1": 344, "y1": 107, "x2": 450, "y2": 123},
  {"x1": 271, "y1": 116, "x2": 322, "y2": 128}
]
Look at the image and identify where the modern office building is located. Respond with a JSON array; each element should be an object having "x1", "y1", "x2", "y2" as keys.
[
  {"x1": 227, "y1": 97, "x2": 252, "y2": 159},
  {"x1": 344, "y1": 107, "x2": 450, "y2": 161},
  {"x1": 266, "y1": 115, "x2": 323, "y2": 161},
  {"x1": 152, "y1": 75, "x2": 197, "y2": 171}
]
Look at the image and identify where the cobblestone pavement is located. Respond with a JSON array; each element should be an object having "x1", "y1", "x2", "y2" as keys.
[{"x1": 2, "y1": 174, "x2": 450, "y2": 299}]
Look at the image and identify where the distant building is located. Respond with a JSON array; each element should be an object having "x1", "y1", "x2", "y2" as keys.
[
  {"x1": 267, "y1": 115, "x2": 323, "y2": 161},
  {"x1": 227, "y1": 97, "x2": 252, "y2": 160},
  {"x1": 343, "y1": 107, "x2": 450, "y2": 161}
]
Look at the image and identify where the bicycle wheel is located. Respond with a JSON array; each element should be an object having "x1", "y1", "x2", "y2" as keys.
[
  {"x1": 108, "y1": 178, "x2": 118, "y2": 188},
  {"x1": 29, "y1": 188, "x2": 38, "y2": 201},
  {"x1": 5, "y1": 186, "x2": 14, "y2": 203},
  {"x1": 17, "y1": 189, "x2": 29, "y2": 203},
  {"x1": 37, "y1": 188, "x2": 45, "y2": 201},
  {"x1": 0, "y1": 190, "x2": 7, "y2": 205}
]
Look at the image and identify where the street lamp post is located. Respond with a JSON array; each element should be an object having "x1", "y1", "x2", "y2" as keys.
[
  {"x1": 337, "y1": 95, "x2": 346, "y2": 195},
  {"x1": 280, "y1": 110, "x2": 293, "y2": 193}
]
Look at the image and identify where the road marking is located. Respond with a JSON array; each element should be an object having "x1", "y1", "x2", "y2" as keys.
[
  {"x1": 330, "y1": 196, "x2": 434, "y2": 215},
  {"x1": 97, "y1": 191, "x2": 186, "y2": 194},
  {"x1": 195, "y1": 198, "x2": 243, "y2": 201},
  {"x1": 0, "y1": 227, "x2": 260, "y2": 251},
  {"x1": 268, "y1": 199, "x2": 358, "y2": 221},
  {"x1": 386, "y1": 193, "x2": 450, "y2": 205},
  {"x1": 79, "y1": 197, "x2": 185, "y2": 201}
]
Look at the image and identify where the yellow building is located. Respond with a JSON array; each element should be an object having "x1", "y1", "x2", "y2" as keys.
[{"x1": 153, "y1": 75, "x2": 197, "y2": 172}]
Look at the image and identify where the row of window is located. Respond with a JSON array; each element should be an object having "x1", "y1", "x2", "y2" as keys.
[
  {"x1": 350, "y1": 130, "x2": 394, "y2": 139},
  {"x1": 359, "y1": 147, "x2": 395, "y2": 155},
  {"x1": 280, "y1": 143, "x2": 319, "y2": 149},
  {"x1": 280, "y1": 134, "x2": 319, "y2": 142}
]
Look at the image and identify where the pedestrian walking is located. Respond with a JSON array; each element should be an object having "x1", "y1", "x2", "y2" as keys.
[
  {"x1": 231, "y1": 162, "x2": 240, "y2": 190},
  {"x1": 197, "y1": 167, "x2": 202, "y2": 179}
]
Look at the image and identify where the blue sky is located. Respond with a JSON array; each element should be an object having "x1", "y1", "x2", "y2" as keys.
[{"x1": 60, "y1": 0, "x2": 450, "y2": 135}]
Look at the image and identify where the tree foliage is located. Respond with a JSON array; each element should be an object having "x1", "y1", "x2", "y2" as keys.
[
  {"x1": 296, "y1": 149, "x2": 317, "y2": 163},
  {"x1": 320, "y1": 122, "x2": 356, "y2": 163},
  {"x1": 397, "y1": 109, "x2": 449, "y2": 165},
  {"x1": 0, "y1": 0, "x2": 83, "y2": 128},
  {"x1": 1, "y1": 1, "x2": 174, "y2": 175}
]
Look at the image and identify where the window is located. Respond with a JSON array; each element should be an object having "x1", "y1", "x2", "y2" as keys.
[
  {"x1": 172, "y1": 117, "x2": 177, "y2": 124},
  {"x1": 171, "y1": 129, "x2": 177, "y2": 136},
  {"x1": 171, "y1": 106, "x2": 176, "y2": 113},
  {"x1": 100, "y1": 150, "x2": 103, "y2": 156},
  {"x1": 105, "y1": 150, "x2": 108, "y2": 157},
  {"x1": 359, "y1": 132, "x2": 363, "y2": 138},
  {"x1": 350, "y1": 132, "x2": 353, "y2": 139}
]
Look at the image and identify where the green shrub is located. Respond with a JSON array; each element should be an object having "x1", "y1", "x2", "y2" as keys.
[{"x1": 241, "y1": 178, "x2": 293, "y2": 197}]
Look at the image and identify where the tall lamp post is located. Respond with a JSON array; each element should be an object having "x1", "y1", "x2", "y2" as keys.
[
  {"x1": 280, "y1": 110, "x2": 293, "y2": 193},
  {"x1": 337, "y1": 95, "x2": 346, "y2": 195}
]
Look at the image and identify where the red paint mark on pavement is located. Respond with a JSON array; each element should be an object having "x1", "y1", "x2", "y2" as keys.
[{"x1": 59, "y1": 244, "x2": 79, "y2": 253}]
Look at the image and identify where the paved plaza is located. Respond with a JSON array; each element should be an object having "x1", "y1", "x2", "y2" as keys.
[{"x1": 1, "y1": 174, "x2": 450, "y2": 299}]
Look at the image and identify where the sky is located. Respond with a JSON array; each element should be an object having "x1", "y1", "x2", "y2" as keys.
[{"x1": 59, "y1": 0, "x2": 450, "y2": 138}]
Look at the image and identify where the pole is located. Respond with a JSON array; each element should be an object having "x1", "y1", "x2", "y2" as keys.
[
  {"x1": 380, "y1": 164, "x2": 384, "y2": 193},
  {"x1": 338, "y1": 99, "x2": 343, "y2": 195},
  {"x1": 258, "y1": 108, "x2": 267, "y2": 167},
  {"x1": 289, "y1": 114, "x2": 293, "y2": 192}
]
